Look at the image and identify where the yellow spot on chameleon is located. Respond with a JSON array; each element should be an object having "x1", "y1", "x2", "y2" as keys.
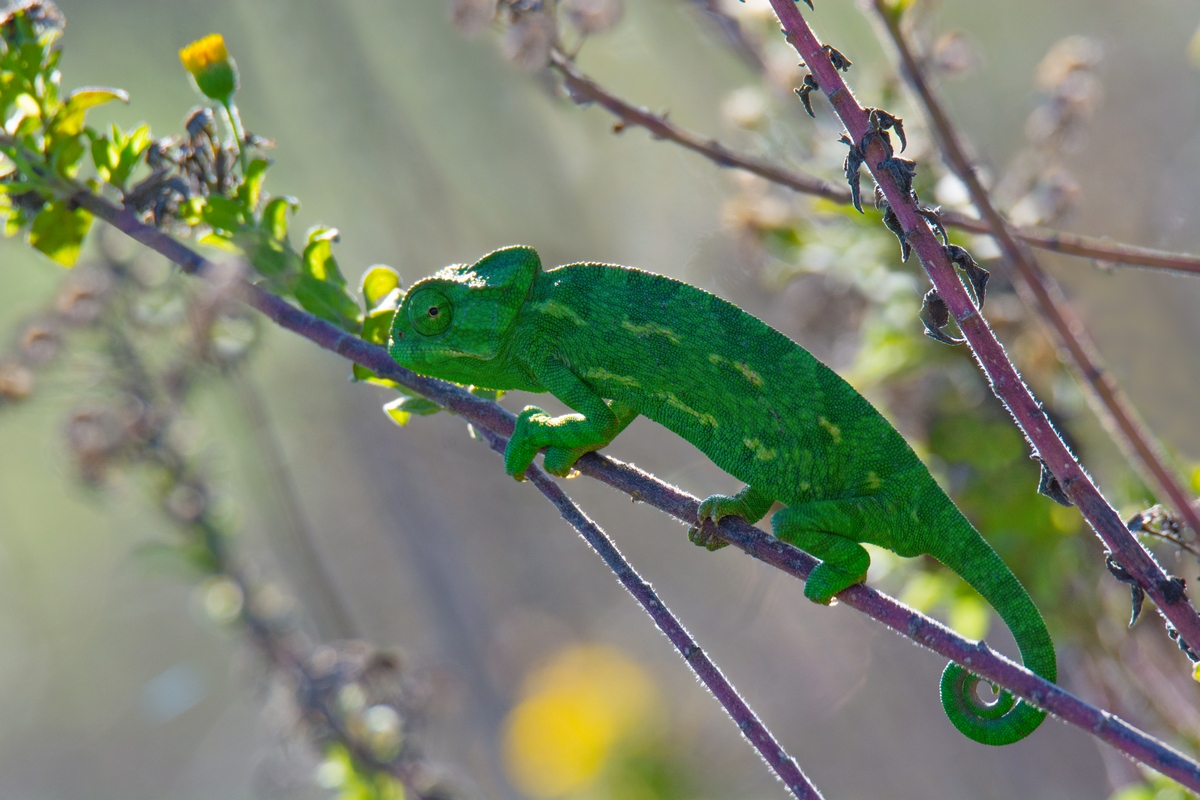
[
  {"x1": 734, "y1": 362, "x2": 763, "y2": 386},
  {"x1": 708, "y1": 354, "x2": 763, "y2": 387},
  {"x1": 534, "y1": 300, "x2": 587, "y2": 326},
  {"x1": 656, "y1": 392, "x2": 718, "y2": 428},
  {"x1": 818, "y1": 416, "x2": 842, "y2": 445},
  {"x1": 864, "y1": 471, "x2": 882, "y2": 491},
  {"x1": 583, "y1": 367, "x2": 640, "y2": 388},
  {"x1": 622, "y1": 319, "x2": 680, "y2": 344},
  {"x1": 742, "y1": 438, "x2": 778, "y2": 461}
]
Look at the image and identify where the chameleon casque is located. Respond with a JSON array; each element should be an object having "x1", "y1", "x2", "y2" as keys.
[{"x1": 387, "y1": 245, "x2": 1056, "y2": 746}]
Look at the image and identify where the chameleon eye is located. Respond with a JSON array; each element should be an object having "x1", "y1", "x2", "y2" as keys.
[{"x1": 408, "y1": 287, "x2": 452, "y2": 335}]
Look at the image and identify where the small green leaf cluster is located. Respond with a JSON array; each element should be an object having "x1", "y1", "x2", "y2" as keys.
[
  {"x1": 0, "y1": 1, "x2": 125, "y2": 263},
  {"x1": 0, "y1": 4, "x2": 466, "y2": 443},
  {"x1": 0, "y1": 11, "x2": 369, "y2": 344}
]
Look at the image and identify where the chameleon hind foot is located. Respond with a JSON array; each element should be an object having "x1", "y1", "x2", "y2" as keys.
[
  {"x1": 688, "y1": 485, "x2": 775, "y2": 551},
  {"x1": 542, "y1": 445, "x2": 588, "y2": 477},
  {"x1": 771, "y1": 501, "x2": 872, "y2": 604}
]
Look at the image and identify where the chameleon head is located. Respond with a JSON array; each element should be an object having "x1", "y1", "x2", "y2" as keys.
[{"x1": 388, "y1": 245, "x2": 541, "y2": 382}]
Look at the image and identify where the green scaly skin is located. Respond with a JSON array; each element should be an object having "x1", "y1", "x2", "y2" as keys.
[{"x1": 388, "y1": 245, "x2": 1057, "y2": 745}]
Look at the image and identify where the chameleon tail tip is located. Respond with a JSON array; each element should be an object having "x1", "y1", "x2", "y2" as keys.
[{"x1": 939, "y1": 662, "x2": 1046, "y2": 745}]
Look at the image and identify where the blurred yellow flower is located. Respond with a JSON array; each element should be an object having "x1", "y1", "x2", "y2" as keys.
[
  {"x1": 502, "y1": 644, "x2": 659, "y2": 798},
  {"x1": 178, "y1": 34, "x2": 238, "y2": 102},
  {"x1": 179, "y1": 34, "x2": 227, "y2": 72}
]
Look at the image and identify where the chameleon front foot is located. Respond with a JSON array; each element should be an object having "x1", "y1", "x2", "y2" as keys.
[{"x1": 504, "y1": 406, "x2": 553, "y2": 479}]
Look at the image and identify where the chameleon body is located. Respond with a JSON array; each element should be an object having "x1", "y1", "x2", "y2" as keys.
[{"x1": 388, "y1": 245, "x2": 1056, "y2": 745}]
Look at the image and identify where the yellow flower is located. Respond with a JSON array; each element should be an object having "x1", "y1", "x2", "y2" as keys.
[
  {"x1": 502, "y1": 644, "x2": 660, "y2": 798},
  {"x1": 178, "y1": 34, "x2": 238, "y2": 102}
]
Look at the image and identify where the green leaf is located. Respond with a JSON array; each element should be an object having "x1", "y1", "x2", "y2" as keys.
[
  {"x1": 196, "y1": 230, "x2": 242, "y2": 253},
  {"x1": 302, "y1": 226, "x2": 345, "y2": 285},
  {"x1": 398, "y1": 396, "x2": 440, "y2": 415},
  {"x1": 351, "y1": 362, "x2": 400, "y2": 388},
  {"x1": 109, "y1": 123, "x2": 152, "y2": 188},
  {"x1": 51, "y1": 86, "x2": 129, "y2": 137},
  {"x1": 262, "y1": 196, "x2": 298, "y2": 241},
  {"x1": 29, "y1": 200, "x2": 92, "y2": 266},
  {"x1": 382, "y1": 395, "x2": 441, "y2": 427},
  {"x1": 469, "y1": 385, "x2": 506, "y2": 401},
  {"x1": 382, "y1": 397, "x2": 412, "y2": 427},
  {"x1": 1, "y1": 194, "x2": 22, "y2": 237},
  {"x1": 234, "y1": 226, "x2": 300, "y2": 277},
  {"x1": 6, "y1": 92, "x2": 40, "y2": 137},
  {"x1": 238, "y1": 157, "x2": 269, "y2": 212},
  {"x1": 307, "y1": 225, "x2": 339, "y2": 244},
  {"x1": 294, "y1": 272, "x2": 362, "y2": 333},
  {"x1": 201, "y1": 194, "x2": 246, "y2": 233},
  {"x1": 360, "y1": 305, "x2": 396, "y2": 345},
  {"x1": 360, "y1": 264, "x2": 400, "y2": 311},
  {"x1": 50, "y1": 131, "x2": 85, "y2": 177},
  {"x1": 88, "y1": 132, "x2": 115, "y2": 180},
  {"x1": 178, "y1": 195, "x2": 205, "y2": 226}
]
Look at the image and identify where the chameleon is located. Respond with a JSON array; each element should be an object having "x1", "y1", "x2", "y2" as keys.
[{"x1": 387, "y1": 245, "x2": 1056, "y2": 746}]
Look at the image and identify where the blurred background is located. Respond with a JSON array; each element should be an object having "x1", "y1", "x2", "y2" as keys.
[{"x1": 1, "y1": 0, "x2": 1199, "y2": 798}]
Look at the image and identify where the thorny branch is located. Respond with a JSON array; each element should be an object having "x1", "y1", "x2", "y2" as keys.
[
  {"x1": 765, "y1": 0, "x2": 1200, "y2": 671},
  {"x1": 867, "y1": 0, "x2": 1200, "y2": 575},
  {"x1": 70, "y1": 186, "x2": 1200, "y2": 791},
  {"x1": 547, "y1": 50, "x2": 1200, "y2": 275}
]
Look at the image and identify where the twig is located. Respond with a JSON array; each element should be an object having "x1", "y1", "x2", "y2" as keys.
[
  {"x1": 940, "y1": 211, "x2": 1200, "y2": 276},
  {"x1": 70, "y1": 188, "x2": 1200, "y2": 789},
  {"x1": 547, "y1": 51, "x2": 1200, "y2": 275},
  {"x1": 549, "y1": 50, "x2": 851, "y2": 203},
  {"x1": 473, "y1": 426, "x2": 824, "y2": 800},
  {"x1": 868, "y1": 0, "x2": 1200, "y2": 563},
  {"x1": 765, "y1": 0, "x2": 1200, "y2": 662}
]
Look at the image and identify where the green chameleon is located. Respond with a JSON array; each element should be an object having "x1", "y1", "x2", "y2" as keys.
[{"x1": 387, "y1": 245, "x2": 1056, "y2": 745}]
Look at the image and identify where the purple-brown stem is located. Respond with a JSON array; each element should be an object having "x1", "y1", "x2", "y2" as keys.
[
  {"x1": 72, "y1": 189, "x2": 1200, "y2": 788},
  {"x1": 548, "y1": 51, "x2": 1200, "y2": 274},
  {"x1": 766, "y1": 0, "x2": 1200, "y2": 661},
  {"x1": 868, "y1": 0, "x2": 1200, "y2": 570}
]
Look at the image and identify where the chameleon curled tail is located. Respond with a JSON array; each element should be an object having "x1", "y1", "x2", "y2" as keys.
[{"x1": 928, "y1": 517, "x2": 1057, "y2": 746}]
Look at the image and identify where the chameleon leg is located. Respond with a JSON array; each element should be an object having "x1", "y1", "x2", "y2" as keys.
[
  {"x1": 542, "y1": 401, "x2": 638, "y2": 476},
  {"x1": 771, "y1": 500, "x2": 872, "y2": 604},
  {"x1": 506, "y1": 358, "x2": 628, "y2": 478},
  {"x1": 689, "y1": 484, "x2": 775, "y2": 551}
]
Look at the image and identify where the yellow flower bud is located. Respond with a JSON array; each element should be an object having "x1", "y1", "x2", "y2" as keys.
[{"x1": 179, "y1": 34, "x2": 238, "y2": 102}]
